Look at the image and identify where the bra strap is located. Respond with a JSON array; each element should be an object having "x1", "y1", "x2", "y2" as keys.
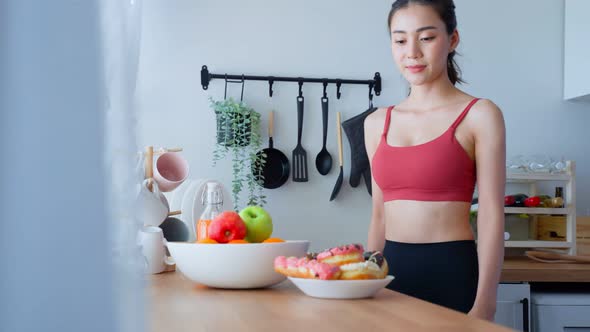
[
  {"x1": 451, "y1": 98, "x2": 480, "y2": 129},
  {"x1": 382, "y1": 106, "x2": 395, "y2": 136}
]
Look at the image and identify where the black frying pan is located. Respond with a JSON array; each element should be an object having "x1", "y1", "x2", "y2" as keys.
[{"x1": 253, "y1": 111, "x2": 290, "y2": 189}]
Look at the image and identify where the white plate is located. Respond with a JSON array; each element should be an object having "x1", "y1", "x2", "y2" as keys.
[
  {"x1": 192, "y1": 180, "x2": 234, "y2": 224},
  {"x1": 172, "y1": 179, "x2": 198, "y2": 235},
  {"x1": 288, "y1": 275, "x2": 394, "y2": 299},
  {"x1": 189, "y1": 179, "x2": 208, "y2": 238},
  {"x1": 170, "y1": 179, "x2": 191, "y2": 215},
  {"x1": 181, "y1": 180, "x2": 201, "y2": 241}
]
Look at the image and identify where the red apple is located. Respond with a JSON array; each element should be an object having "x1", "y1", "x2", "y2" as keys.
[{"x1": 207, "y1": 211, "x2": 247, "y2": 243}]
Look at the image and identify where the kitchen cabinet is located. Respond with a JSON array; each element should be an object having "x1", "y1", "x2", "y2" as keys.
[
  {"x1": 564, "y1": 0, "x2": 590, "y2": 100},
  {"x1": 504, "y1": 161, "x2": 576, "y2": 255},
  {"x1": 495, "y1": 283, "x2": 531, "y2": 331},
  {"x1": 532, "y1": 291, "x2": 590, "y2": 332}
]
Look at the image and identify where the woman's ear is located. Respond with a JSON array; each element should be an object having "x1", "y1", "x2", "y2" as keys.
[{"x1": 449, "y1": 29, "x2": 460, "y2": 52}]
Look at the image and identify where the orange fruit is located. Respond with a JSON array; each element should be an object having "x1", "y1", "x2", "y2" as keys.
[
  {"x1": 263, "y1": 237, "x2": 285, "y2": 243},
  {"x1": 228, "y1": 239, "x2": 249, "y2": 244},
  {"x1": 196, "y1": 238, "x2": 218, "y2": 244}
]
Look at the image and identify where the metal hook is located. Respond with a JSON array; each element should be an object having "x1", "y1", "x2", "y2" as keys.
[
  {"x1": 240, "y1": 74, "x2": 245, "y2": 102},
  {"x1": 224, "y1": 74, "x2": 246, "y2": 101},
  {"x1": 298, "y1": 80, "x2": 303, "y2": 98},
  {"x1": 268, "y1": 77, "x2": 274, "y2": 97},
  {"x1": 368, "y1": 83, "x2": 374, "y2": 108},
  {"x1": 336, "y1": 80, "x2": 342, "y2": 99},
  {"x1": 224, "y1": 74, "x2": 228, "y2": 100},
  {"x1": 322, "y1": 81, "x2": 328, "y2": 99}
]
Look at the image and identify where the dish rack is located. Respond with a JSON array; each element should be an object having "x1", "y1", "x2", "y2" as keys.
[{"x1": 504, "y1": 160, "x2": 576, "y2": 255}]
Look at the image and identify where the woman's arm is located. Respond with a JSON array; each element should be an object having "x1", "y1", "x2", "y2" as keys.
[
  {"x1": 364, "y1": 110, "x2": 386, "y2": 252},
  {"x1": 367, "y1": 177, "x2": 385, "y2": 252},
  {"x1": 469, "y1": 99, "x2": 506, "y2": 321}
]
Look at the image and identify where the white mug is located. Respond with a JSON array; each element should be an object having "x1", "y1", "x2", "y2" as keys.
[
  {"x1": 137, "y1": 226, "x2": 175, "y2": 274},
  {"x1": 135, "y1": 179, "x2": 169, "y2": 226}
]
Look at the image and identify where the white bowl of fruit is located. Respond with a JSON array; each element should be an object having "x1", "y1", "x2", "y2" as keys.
[{"x1": 166, "y1": 206, "x2": 310, "y2": 289}]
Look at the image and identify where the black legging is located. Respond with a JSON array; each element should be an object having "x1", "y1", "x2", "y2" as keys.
[{"x1": 383, "y1": 239, "x2": 479, "y2": 313}]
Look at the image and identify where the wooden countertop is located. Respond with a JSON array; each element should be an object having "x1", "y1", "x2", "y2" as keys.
[
  {"x1": 148, "y1": 271, "x2": 512, "y2": 332},
  {"x1": 501, "y1": 256, "x2": 590, "y2": 282}
]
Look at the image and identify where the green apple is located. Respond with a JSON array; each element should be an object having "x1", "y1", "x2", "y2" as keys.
[{"x1": 239, "y1": 206, "x2": 273, "y2": 243}]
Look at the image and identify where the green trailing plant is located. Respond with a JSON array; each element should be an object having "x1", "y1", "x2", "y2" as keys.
[{"x1": 210, "y1": 97, "x2": 266, "y2": 210}]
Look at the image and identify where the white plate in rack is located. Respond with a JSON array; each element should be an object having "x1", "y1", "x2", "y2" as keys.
[
  {"x1": 170, "y1": 180, "x2": 190, "y2": 216},
  {"x1": 288, "y1": 275, "x2": 394, "y2": 299},
  {"x1": 180, "y1": 179, "x2": 203, "y2": 241}
]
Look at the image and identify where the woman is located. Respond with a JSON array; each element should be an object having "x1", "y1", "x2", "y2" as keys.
[{"x1": 365, "y1": 0, "x2": 506, "y2": 321}]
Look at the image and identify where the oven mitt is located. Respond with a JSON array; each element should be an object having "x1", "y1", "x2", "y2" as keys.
[
  {"x1": 342, "y1": 107, "x2": 378, "y2": 196},
  {"x1": 363, "y1": 167, "x2": 372, "y2": 196}
]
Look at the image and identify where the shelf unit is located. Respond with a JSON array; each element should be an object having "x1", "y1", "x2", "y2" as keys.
[{"x1": 504, "y1": 161, "x2": 576, "y2": 255}]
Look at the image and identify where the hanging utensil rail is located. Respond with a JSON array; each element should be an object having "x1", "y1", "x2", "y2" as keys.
[{"x1": 200, "y1": 65, "x2": 381, "y2": 99}]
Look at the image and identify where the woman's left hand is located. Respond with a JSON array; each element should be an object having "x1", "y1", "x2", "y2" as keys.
[{"x1": 468, "y1": 303, "x2": 496, "y2": 321}]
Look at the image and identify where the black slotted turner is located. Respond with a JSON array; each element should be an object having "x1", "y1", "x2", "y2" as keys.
[{"x1": 292, "y1": 96, "x2": 308, "y2": 182}]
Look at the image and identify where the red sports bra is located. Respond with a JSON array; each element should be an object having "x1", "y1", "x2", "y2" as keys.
[{"x1": 371, "y1": 98, "x2": 479, "y2": 202}]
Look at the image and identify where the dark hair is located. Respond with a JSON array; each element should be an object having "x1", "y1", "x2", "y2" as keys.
[{"x1": 388, "y1": 0, "x2": 464, "y2": 85}]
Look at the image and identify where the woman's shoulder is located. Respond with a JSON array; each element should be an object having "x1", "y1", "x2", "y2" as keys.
[
  {"x1": 364, "y1": 106, "x2": 392, "y2": 129},
  {"x1": 364, "y1": 106, "x2": 391, "y2": 150},
  {"x1": 468, "y1": 97, "x2": 505, "y2": 136},
  {"x1": 470, "y1": 98, "x2": 504, "y2": 123},
  {"x1": 472, "y1": 97, "x2": 500, "y2": 110}
]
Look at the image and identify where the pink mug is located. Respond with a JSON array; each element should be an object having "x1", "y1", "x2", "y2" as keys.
[{"x1": 153, "y1": 152, "x2": 189, "y2": 192}]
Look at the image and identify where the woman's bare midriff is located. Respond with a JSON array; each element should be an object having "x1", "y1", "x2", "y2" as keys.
[{"x1": 384, "y1": 200, "x2": 474, "y2": 243}]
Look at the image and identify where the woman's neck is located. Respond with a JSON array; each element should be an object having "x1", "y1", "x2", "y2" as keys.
[{"x1": 406, "y1": 74, "x2": 461, "y2": 110}]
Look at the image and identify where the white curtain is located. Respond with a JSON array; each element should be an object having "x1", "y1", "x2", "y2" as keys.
[{"x1": 100, "y1": 1, "x2": 145, "y2": 331}]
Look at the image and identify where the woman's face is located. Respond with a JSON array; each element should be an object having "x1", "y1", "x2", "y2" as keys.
[{"x1": 389, "y1": 4, "x2": 458, "y2": 86}]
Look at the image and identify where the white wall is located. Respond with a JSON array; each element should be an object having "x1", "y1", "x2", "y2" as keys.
[{"x1": 137, "y1": 0, "x2": 590, "y2": 251}]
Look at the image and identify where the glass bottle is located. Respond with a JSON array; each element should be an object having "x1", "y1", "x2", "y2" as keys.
[
  {"x1": 554, "y1": 187, "x2": 564, "y2": 208},
  {"x1": 196, "y1": 182, "x2": 223, "y2": 241}
]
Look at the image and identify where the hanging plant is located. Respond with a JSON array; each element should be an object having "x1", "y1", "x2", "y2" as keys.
[{"x1": 210, "y1": 97, "x2": 266, "y2": 210}]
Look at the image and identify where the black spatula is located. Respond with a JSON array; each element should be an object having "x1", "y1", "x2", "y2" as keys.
[
  {"x1": 330, "y1": 112, "x2": 343, "y2": 201},
  {"x1": 292, "y1": 96, "x2": 308, "y2": 182}
]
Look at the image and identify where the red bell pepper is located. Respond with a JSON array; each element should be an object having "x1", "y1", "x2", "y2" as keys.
[{"x1": 524, "y1": 196, "x2": 541, "y2": 207}]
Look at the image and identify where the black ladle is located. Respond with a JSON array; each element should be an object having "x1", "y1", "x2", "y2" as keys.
[{"x1": 315, "y1": 97, "x2": 333, "y2": 175}]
